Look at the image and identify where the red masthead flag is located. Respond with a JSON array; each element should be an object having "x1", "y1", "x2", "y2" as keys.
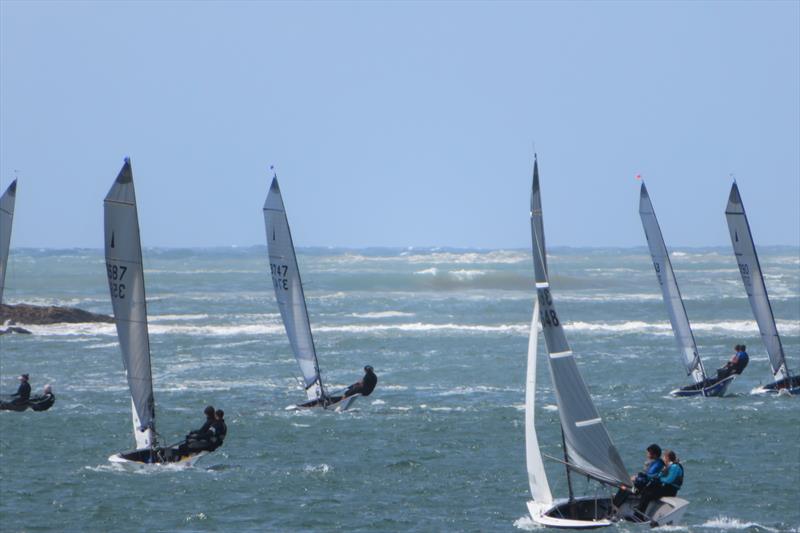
[{"x1": 635, "y1": 174, "x2": 642, "y2": 180}]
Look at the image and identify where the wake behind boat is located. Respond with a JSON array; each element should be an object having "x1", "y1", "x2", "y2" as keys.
[
  {"x1": 104, "y1": 158, "x2": 218, "y2": 465},
  {"x1": 263, "y1": 170, "x2": 360, "y2": 412},
  {"x1": 525, "y1": 157, "x2": 689, "y2": 528},
  {"x1": 639, "y1": 182, "x2": 735, "y2": 398},
  {"x1": 725, "y1": 182, "x2": 800, "y2": 395}
]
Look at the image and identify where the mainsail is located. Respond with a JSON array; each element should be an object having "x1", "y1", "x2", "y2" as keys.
[
  {"x1": 530, "y1": 158, "x2": 629, "y2": 487},
  {"x1": 525, "y1": 297, "x2": 553, "y2": 504},
  {"x1": 0, "y1": 179, "x2": 17, "y2": 305},
  {"x1": 263, "y1": 175, "x2": 324, "y2": 401},
  {"x1": 725, "y1": 182, "x2": 790, "y2": 382},
  {"x1": 104, "y1": 158, "x2": 156, "y2": 449},
  {"x1": 639, "y1": 183, "x2": 706, "y2": 384}
]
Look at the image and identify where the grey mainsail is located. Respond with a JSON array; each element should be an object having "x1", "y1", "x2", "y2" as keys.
[
  {"x1": 639, "y1": 183, "x2": 706, "y2": 384},
  {"x1": 725, "y1": 182, "x2": 790, "y2": 382},
  {"x1": 263, "y1": 175, "x2": 324, "y2": 401},
  {"x1": 0, "y1": 179, "x2": 17, "y2": 304},
  {"x1": 104, "y1": 159, "x2": 156, "y2": 447},
  {"x1": 530, "y1": 160, "x2": 630, "y2": 487}
]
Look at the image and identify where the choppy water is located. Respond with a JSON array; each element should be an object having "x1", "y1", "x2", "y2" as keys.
[{"x1": 1, "y1": 246, "x2": 798, "y2": 532}]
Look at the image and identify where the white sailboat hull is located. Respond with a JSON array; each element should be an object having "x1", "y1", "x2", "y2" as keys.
[
  {"x1": 108, "y1": 450, "x2": 209, "y2": 467},
  {"x1": 528, "y1": 495, "x2": 689, "y2": 529},
  {"x1": 285, "y1": 393, "x2": 360, "y2": 412}
]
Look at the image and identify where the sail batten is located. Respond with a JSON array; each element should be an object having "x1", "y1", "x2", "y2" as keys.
[
  {"x1": 104, "y1": 159, "x2": 156, "y2": 448},
  {"x1": 0, "y1": 179, "x2": 17, "y2": 305},
  {"x1": 725, "y1": 182, "x2": 790, "y2": 381},
  {"x1": 639, "y1": 183, "x2": 706, "y2": 384},
  {"x1": 263, "y1": 176, "x2": 324, "y2": 400},
  {"x1": 530, "y1": 160, "x2": 630, "y2": 488}
]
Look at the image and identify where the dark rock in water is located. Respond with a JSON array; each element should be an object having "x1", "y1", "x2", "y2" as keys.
[
  {"x1": 0, "y1": 303, "x2": 113, "y2": 325},
  {"x1": 0, "y1": 326, "x2": 33, "y2": 335}
]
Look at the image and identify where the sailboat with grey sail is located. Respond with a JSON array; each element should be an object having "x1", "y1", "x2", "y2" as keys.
[
  {"x1": 725, "y1": 181, "x2": 800, "y2": 395},
  {"x1": 639, "y1": 182, "x2": 735, "y2": 397},
  {"x1": 525, "y1": 157, "x2": 689, "y2": 527},
  {"x1": 105, "y1": 158, "x2": 219, "y2": 465},
  {"x1": 263, "y1": 170, "x2": 358, "y2": 411}
]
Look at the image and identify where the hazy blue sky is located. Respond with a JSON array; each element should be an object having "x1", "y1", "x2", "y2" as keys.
[{"x1": 1, "y1": 1, "x2": 798, "y2": 249}]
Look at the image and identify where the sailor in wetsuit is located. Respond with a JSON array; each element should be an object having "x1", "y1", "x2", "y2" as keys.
[
  {"x1": 343, "y1": 365, "x2": 378, "y2": 399},
  {"x1": 179, "y1": 405, "x2": 219, "y2": 454},
  {"x1": 213, "y1": 409, "x2": 227, "y2": 447},
  {"x1": 717, "y1": 344, "x2": 749, "y2": 380},
  {"x1": 11, "y1": 374, "x2": 31, "y2": 405}
]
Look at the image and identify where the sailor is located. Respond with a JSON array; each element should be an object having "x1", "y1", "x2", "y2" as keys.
[
  {"x1": 41, "y1": 383, "x2": 55, "y2": 401},
  {"x1": 179, "y1": 405, "x2": 218, "y2": 453},
  {"x1": 613, "y1": 444, "x2": 664, "y2": 507},
  {"x1": 11, "y1": 374, "x2": 31, "y2": 404},
  {"x1": 717, "y1": 344, "x2": 749, "y2": 379},
  {"x1": 213, "y1": 409, "x2": 227, "y2": 446},
  {"x1": 343, "y1": 365, "x2": 378, "y2": 399},
  {"x1": 636, "y1": 449, "x2": 684, "y2": 516}
]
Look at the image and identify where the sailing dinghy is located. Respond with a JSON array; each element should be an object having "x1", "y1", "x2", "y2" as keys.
[
  {"x1": 526, "y1": 157, "x2": 689, "y2": 528},
  {"x1": 263, "y1": 171, "x2": 358, "y2": 411},
  {"x1": 725, "y1": 182, "x2": 799, "y2": 395},
  {"x1": 0, "y1": 179, "x2": 17, "y2": 306},
  {"x1": 639, "y1": 183, "x2": 734, "y2": 397},
  {"x1": 105, "y1": 159, "x2": 213, "y2": 465}
]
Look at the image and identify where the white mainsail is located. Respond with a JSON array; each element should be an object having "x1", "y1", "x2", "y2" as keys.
[
  {"x1": 639, "y1": 183, "x2": 707, "y2": 385},
  {"x1": 725, "y1": 182, "x2": 790, "y2": 382},
  {"x1": 263, "y1": 175, "x2": 325, "y2": 401},
  {"x1": 530, "y1": 157, "x2": 629, "y2": 487},
  {"x1": 104, "y1": 158, "x2": 156, "y2": 449},
  {"x1": 0, "y1": 179, "x2": 17, "y2": 305},
  {"x1": 525, "y1": 297, "x2": 553, "y2": 504}
]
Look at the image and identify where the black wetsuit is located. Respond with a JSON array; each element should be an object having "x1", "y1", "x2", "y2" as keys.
[
  {"x1": 12, "y1": 381, "x2": 31, "y2": 403},
  {"x1": 345, "y1": 371, "x2": 378, "y2": 398},
  {"x1": 212, "y1": 419, "x2": 227, "y2": 446},
  {"x1": 179, "y1": 417, "x2": 217, "y2": 454}
]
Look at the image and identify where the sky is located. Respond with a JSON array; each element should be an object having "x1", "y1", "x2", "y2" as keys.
[{"x1": 1, "y1": 1, "x2": 798, "y2": 249}]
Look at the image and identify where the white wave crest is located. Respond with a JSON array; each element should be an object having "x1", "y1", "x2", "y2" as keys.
[
  {"x1": 700, "y1": 516, "x2": 780, "y2": 532},
  {"x1": 349, "y1": 311, "x2": 415, "y2": 319}
]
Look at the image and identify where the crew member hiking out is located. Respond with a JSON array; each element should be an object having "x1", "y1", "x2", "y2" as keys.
[
  {"x1": 179, "y1": 405, "x2": 220, "y2": 454},
  {"x1": 636, "y1": 449, "x2": 684, "y2": 518},
  {"x1": 717, "y1": 344, "x2": 749, "y2": 380}
]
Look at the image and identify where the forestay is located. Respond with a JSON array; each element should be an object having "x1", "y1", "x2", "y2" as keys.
[
  {"x1": 0, "y1": 180, "x2": 17, "y2": 304},
  {"x1": 725, "y1": 182, "x2": 790, "y2": 382},
  {"x1": 530, "y1": 160, "x2": 630, "y2": 487},
  {"x1": 104, "y1": 159, "x2": 156, "y2": 448},
  {"x1": 525, "y1": 297, "x2": 553, "y2": 504},
  {"x1": 263, "y1": 176, "x2": 324, "y2": 400},
  {"x1": 639, "y1": 183, "x2": 706, "y2": 384}
]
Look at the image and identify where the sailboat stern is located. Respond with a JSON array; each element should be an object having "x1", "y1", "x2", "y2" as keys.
[
  {"x1": 646, "y1": 496, "x2": 690, "y2": 527},
  {"x1": 751, "y1": 375, "x2": 800, "y2": 395}
]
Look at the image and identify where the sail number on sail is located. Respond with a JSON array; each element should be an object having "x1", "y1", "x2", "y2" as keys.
[
  {"x1": 270, "y1": 263, "x2": 289, "y2": 291},
  {"x1": 537, "y1": 289, "x2": 560, "y2": 327},
  {"x1": 107, "y1": 263, "x2": 128, "y2": 299}
]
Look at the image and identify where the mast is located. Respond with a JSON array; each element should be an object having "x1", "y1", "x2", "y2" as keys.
[{"x1": 561, "y1": 427, "x2": 575, "y2": 502}]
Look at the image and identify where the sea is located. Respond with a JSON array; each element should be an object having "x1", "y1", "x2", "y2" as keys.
[{"x1": 0, "y1": 246, "x2": 798, "y2": 532}]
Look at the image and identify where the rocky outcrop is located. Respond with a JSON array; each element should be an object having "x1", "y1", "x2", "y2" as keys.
[{"x1": 0, "y1": 303, "x2": 113, "y2": 325}]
